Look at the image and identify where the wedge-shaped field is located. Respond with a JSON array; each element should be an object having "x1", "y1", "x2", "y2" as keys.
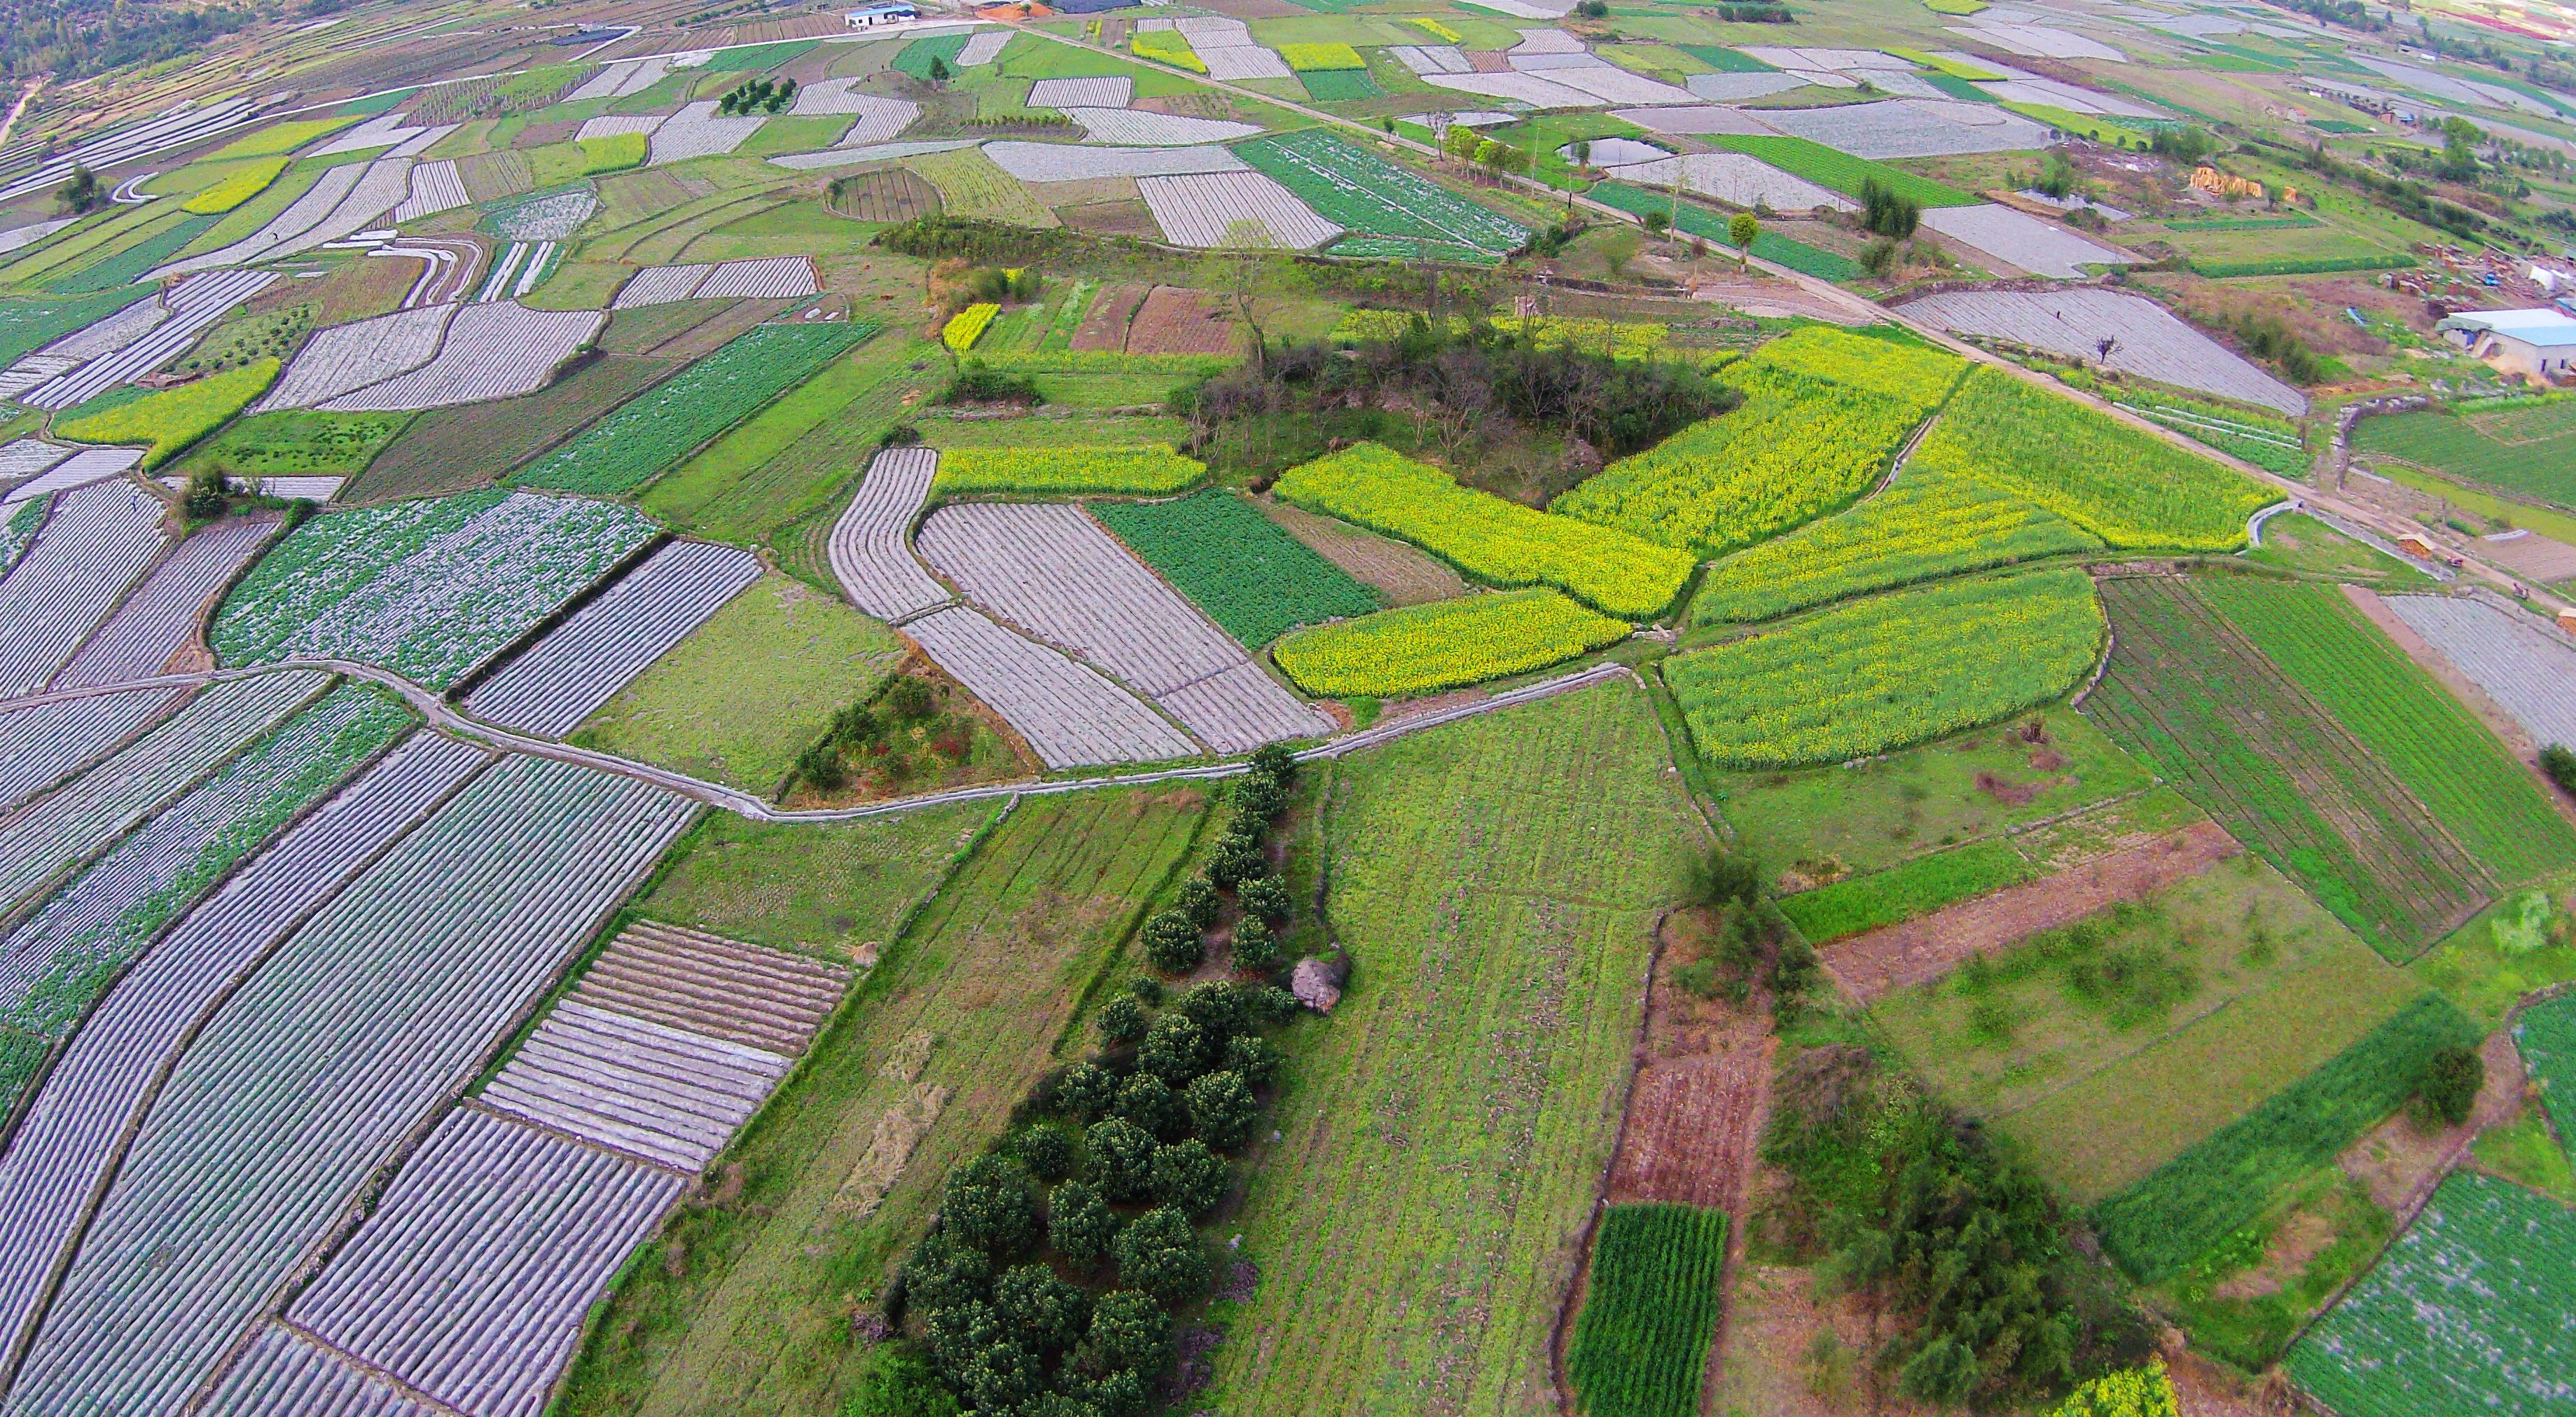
[
  {"x1": 1694, "y1": 464, "x2": 2100, "y2": 623},
  {"x1": 202, "y1": 1325, "x2": 434, "y2": 1416},
  {"x1": 1202, "y1": 681, "x2": 1696, "y2": 1416},
  {"x1": 2288, "y1": 1172, "x2": 2576, "y2": 1417},
  {"x1": 1668, "y1": 569, "x2": 2102, "y2": 769},
  {"x1": 51, "y1": 519, "x2": 277, "y2": 689},
  {"x1": 255, "y1": 302, "x2": 456, "y2": 412},
  {"x1": 2382, "y1": 593, "x2": 2576, "y2": 756},
  {"x1": 1092, "y1": 488, "x2": 1380, "y2": 647},
  {"x1": 2086, "y1": 574, "x2": 2497, "y2": 959},
  {"x1": 0, "y1": 684, "x2": 408, "y2": 1110},
  {"x1": 1273, "y1": 588, "x2": 1628, "y2": 698},
  {"x1": 1235, "y1": 130, "x2": 1530, "y2": 262},
  {"x1": 1275, "y1": 443, "x2": 1691, "y2": 621},
  {"x1": 828, "y1": 446, "x2": 949, "y2": 623},
  {"x1": 2197, "y1": 577, "x2": 2576, "y2": 887},
  {"x1": 0, "y1": 733, "x2": 488, "y2": 1369},
  {"x1": 1555, "y1": 327, "x2": 1964, "y2": 557},
  {"x1": 0, "y1": 672, "x2": 326, "y2": 920},
  {"x1": 465, "y1": 539, "x2": 761, "y2": 737},
  {"x1": 0, "y1": 688, "x2": 176, "y2": 816},
  {"x1": 6, "y1": 756, "x2": 693, "y2": 1415},
  {"x1": 212, "y1": 490, "x2": 660, "y2": 689},
  {"x1": 319, "y1": 301, "x2": 604, "y2": 413},
  {"x1": 511, "y1": 322, "x2": 873, "y2": 495},
  {"x1": 0, "y1": 478, "x2": 167, "y2": 698},
  {"x1": 904, "y1": 603, "x2": 1202, "y2": 766},
  {"x1": 1910, "y1": 368, "x2": 2273, "y2": 551}
]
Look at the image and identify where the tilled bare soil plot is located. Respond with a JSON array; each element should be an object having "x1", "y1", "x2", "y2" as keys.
[
  {"x1": 347, "y1": 354, "x2": 677, "y2": 502},
  {"x1": 1069, "y1": 281, "x2": 1148, "y2": 352},
  {"x1": 1823, "y1": 821, "x2": 2244, "y2": 1002},
  {"x1": 1259, "y1": 499, "x2": 1470, "y2": 605},
  {"x1": 1127, "y1": 285, "x2": 1236, "y2": 355}
]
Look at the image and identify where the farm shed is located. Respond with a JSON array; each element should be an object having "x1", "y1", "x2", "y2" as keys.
[
  {"x1": 845, "y1": 2, "x2": 917, "y2": 23},
  {"x1": 2437, "y1": 308, "x2": 2576, "y2": 382}
]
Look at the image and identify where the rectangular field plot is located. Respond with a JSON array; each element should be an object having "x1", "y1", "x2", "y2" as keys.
[
  {"x1": 203, "y1": 1326, "x2": 434, "y2": 1417},
  {"x1": 2287, "y1": 1172, "x2": 2576, "y2": 1416},
  {"x1": 318, "y1": 301, "x2": 603, "y2": 413},
  {"x1": 2087, "y1": 575, "x2": 2494, "y2": 958},
  {"x1": 256, "y1": 302, "x2": 455, "y2": 413},
  {"x1": 2384, "y1": 593, "x2": 2576, "y2": 750},
  {"x1": 1235, "y1": 130, "x2": 1530, "y2": 262},
  {"x1": 1090, "y1": 488, "x2": 1380, "y2": 647},
  {"x1": 1202, "y1": 682, "x2": 1697, "y2": 1416},
  {"x1": 1137, "y1": 170, "x2": 1341, "y2": 249},
  {"x1": 1899, "y1": 288, "x2": 2306, "y2": 415},
  {"x1": 569, "y1": 919, "x2": 848, "y2": 1055},
  {"x1": 466, "y1": 539, "x2": 761, "y2": 737},
  {"x1": 0, "y1": 478, "x2": 167, "y2": 698},
  {"x1": 0, "y1": 733, "x2": 490, "y2": 1368},
  {"x1": 283, "y1": 1110, "x2": 684, "y2": 1417},
  {"x1": 2353, "y1": 403, "x2": 2576, "y2": 509},
  {"x1": 481, "y1": 998, "x2": 792, "y2": 1172},
  {"x1": 6, "y1": 756, "x2": 693, "y2": 1416},
  {"x1": 212, "y1": 490, "x2": 660, "y2": 689}
]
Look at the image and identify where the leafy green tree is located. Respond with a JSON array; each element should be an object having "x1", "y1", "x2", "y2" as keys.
[
  {"x1": 1077, "y1": 1290, "x2": 1171, "y2": 1375},
  {"x1": 924, "y1": 1299, "x2": 1003, "y2": 1376},
  {"x1": 1051, "y1": 1062, "x2": 1117, "y2": 1122},
  {"x1": 1150, "y1": 1138, "x2": 1228, "y2": 1215},
  {"x1": 1086, "y1": 1117, "x2": 1159, "y2": 1202},
  {"x1": 2542, "y1": 743, "x2": 2576, "y2": 794},
  {"x1": 1095, "y1": 995, "x2": 1149, "y2": 1048},
  {"x1": 2415, "y1": 1044, "x2": 2484, "y2": 1126},
  {"x1": 1729, "y1": 212, "x2": 1758, "y2": 269},
  {"x1": 1175, "y1": 876, "x2": 1221, "y2": 929},
  {"x1": 902, "y1": 1231, "x2": 992, "y2": 1316},
  {"x1": 941, "y1": 1154, "x2": 1036, "y2": 1257},
  {"x1": 1177, "y1": 980, "x2": 1259, "y2": 1043},
  {"x1": 1230, "y1": 915, "x2": 1282, "y2": 976},
  {"x1": 1114, "y1": 1071, "x2": 1189, "y2": 1141},
  {"x1": 1141, "y1": 910, "x2": 1203, "y2": 973},
  {"x1": 994, "y1": 1262, "x2": 1091, "y2": 1353},
  {"x1": 1225, "y1": 1034, "x2": 1281, "y2": 1091},
  {"x1": 957, "y1": 1338, "x2": 1042, "y2": 1412},
  {"x1": 1235, "y1": 873, "x2": 1292, "y2": 922},
  {"x1": 1014, "y1": 1122, "x2": 1076, "y2": 1183},
  {"x1": 1068, "y1": 1367, "x2": 1147, "y2": 1416},
  {"x1": 1186, "y1": 1070, "x2": 1258, "y2": 1152},
  {"x1": 1114, "y1": 1206, "x2": 1210, "y2": 1303},
  {"x1": 846, "y1": 1348, "x2": 963, "y2": 1417},
  {"x1": 1138, "y1": 1013, "x2": 1210, "y2": 1085},
  {"x1": 1048, "y1": 1180, "x2": 1119, "y2": 1267}
]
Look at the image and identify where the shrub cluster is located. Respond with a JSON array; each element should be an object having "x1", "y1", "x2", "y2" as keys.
[
  {"x1": 718, "y1": 75, "x2": 796, "y2": 114},
  {"x1": 796, "y1": 675, "x2": 978, "y2": 795},
  {"x1": 1139, "y1": 745, "x2": 1300, "y2": 979}
]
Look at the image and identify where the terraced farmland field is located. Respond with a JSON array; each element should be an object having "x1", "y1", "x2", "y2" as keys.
[
  {"x1": 1200, "y1": 680, "x2": 1698, "y2": 1416},
  {"x1": 2287, "y1": 1172, "x2": 2576, "y2": 1415},
  {"x1": 2087, "y1": 574, "x2": 2496, "y2": 958},
  {"x1": 0, "y1": 479, "x2": 166, "y2": 698}
]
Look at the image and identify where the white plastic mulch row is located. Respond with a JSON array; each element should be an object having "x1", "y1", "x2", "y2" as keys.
[
  {"x1": 2385, "y1": 595, "x2": 2576, "y2": 749},
  {"x1": 484, "y1": 189, "x2": 597, "y2": 242},
  {"x1": 1, "y1": 448, "x2": 144, "y2": 509},
  {"x1": 1603, "y1": 152, "x2": 1853, "y2": 212},
  {"x1": 478, "y1": 242, "x2": 532, "y2": 302},
  {"x1": 0, "y1": 95, "x2": 260, "y2": 205},
  {"x1": 981, "y1": 140, "x2": 1243, "y2": 184},
  {"x1": 201, "y1": 1325, "x2": 433, "y2": 1417},
  {"x1": 513, "y1": 241, "x2": 558, "y2": 300},
  {"x1": 610, "y1": 262, "x2": 714, "y2": 307},
  {"x1": 1388, "y1": 45, "x2": 1470, "y2": 76},
  {"x1": 0, "y1": 439, "x2": 72, "y2": 485},
  {"x1": 390, "y1": 159, "x2": 469, "y2": 223},
  {"x1": 957, "y1": 28, "x2": 1010, "y2": 65},
  {"x1": 1144, "y1": 14, "x2": 1292, "y2": 79},
  {"x1": 694, "y1": 255, "x2": 817, "y2": 300},
  {"x1": 6, "y1": 754, "x2": 693, "y2": 1416},
  {"x1": 256, "y1": 302, "x2": 457, "y2": 413},
  {"x1": 41, "y1": 293, "x2": 169, "y2": 365},
  {"x1": 0, "y1": 687, "x2": 175, "y2": 816},
  {"x1": 1025, "y1": 75, "x2": 1132, "y2": 109},
  {"x1": 572, "y1": 920, "x2": 848, "y2": 1057},
  {"x1": 827, "y1": 446, "x2": 953, "y2": 623},
  {"x1": 1066, "y1": 108, "x2": 1261, "y2": 146},
  {"x1": 1897, "y1": 287, "x2": 2306, "y2": 413},
  {"x1": 480, "y1": 997, "x2": 793, "y2": 1173},
  {"x1": 314, "y1": 112, "x2": 426, "y2": 155},
  {"x1": 152, "y1": 162, "x2": 365, "y2": 276},
  {"x1": 465, "y1": 539, "x2": 762, "y2": 737},
  {"x1": 0, "y1": 219, "x2": 74, "y2": 257},
  {"x1": 768, "y1": 139, "x2": 971, "y2": 172},
  {"x1": 318, "y1": 303, "x2": 602, "y2": 412},
  {"x1": 284, "y1": 1107, "x2": 684, "y2": 1417},
  {"x1": 649, "y1": 101, "x2": 766, "y2": 166},
  {"x1": 24, "y1": 270, "x2": 279, "y2": 410},
  {"x1": 1137, "y1": 171, "x2": 1342, "y2": 250},
  {"x1": 1948, "y1": 20, "x2": 2124, "y2": 61},
  {"x1": 257, "y1": 475, "x2": 345, "y2": 500},
  {"x1": 1918, "y1": 203, "x2": 2138, "y2": 280},
  {"x1": 917, "y1": 502, "x2": 1330, "y2": 751},
  {"x1": 50, "y1": 518, "x2": 277, "y2": 690},
  {"x1": 0, "y1": 733, "x2": 488, "y2": 1371},
  {"x1": 903, "y1": 605, "x2": 1199, "y2": 767},
  {"x1": 789, "y1": 77, "x2": 918, "y2": 132},
  {"x1": 1422, "y1": 69, "x2": 1604, "y2": 109},
  {"x1": 1756, "y1": 99, "x2": 2054, "y2": 160},
  {"x1": 575, "y1": 113, "x2": 666, "y2": 142},
  {"x1": 0, "y1": 357, "x2": 78, "y2": 403},
  {"x1": 0, "y1": 479, "x2": 167, "y2": 698},
  {"x1": 566, "y1": 54, "x2": 671, "y2": 102},
  {"x1": 0, "y1": 672, "x2": 327, "y2": 924}
]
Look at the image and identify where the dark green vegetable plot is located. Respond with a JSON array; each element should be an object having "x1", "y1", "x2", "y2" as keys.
[
  {"x1": 1567, "y1": 1202, "x2": 1729, "y2": 1417},
  {"x1": 1091, "y1": 489, "x2": 1380, "y2": 647}
]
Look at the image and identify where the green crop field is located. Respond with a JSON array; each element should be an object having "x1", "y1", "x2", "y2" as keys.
[
  {"x1": 637, "y1": 799, "x2": 1005, "y2": 962},
  {"x1": 1271, "y1": 588, "x2": 1628, "y2": 698},
  {"x1": 177, "y1": 410, "x2": 412, "y2": 482},
  {"x1": 0, "y1": 286, "x2": 161, "y2": 368},
  {"x1": 2087, "y1": 575, "x2": 2494, "y2": 959},
  {"x1": 1698, "y1": 134, "x2": 1979, "y2": 207},
  {"x1": 514, "y1": 323, "x2": 875, "y2": 495},
  {"x1": 1090, "y1": 489, "x2": 1380, "y2": 647},
  {"x1": 2196, "y1": 576, "x2": 2576, "y2": 886},
  {"x1": 1581, "y1": 181, "x2": 1867, "y2": 279},
  {"x1": 1555, "y1": 326, "x2": 1965, "y2": 558},
  {"x1": 571, "y1": 574, "x2": 906, "y2": 797},
  {"x1": 2090, "y1": 991, "x2": 2481, "y2": 1282},
  {"x1": 1565, "y1": 1203, "x2": 1729, "y2": 1417},
  {"x1": 2287, "y1": 1172, "x2": 2576, "y2": 1416},
  {"x1": 2517, "y1": 992, "x2": 2576, "y2": 1161},
  {"x1": 2353, "y1": 406, "x2": 2576, "y2": 509},
  {"x1": 56, "y1": 359, "x2": 276, "y2": 469},
  {"x1": 1667, "y1": 569, "x2": 2104, "y2": 770},
  {"x1": 1694, "y1": 465, "x2": 2102, "y2": 623},
  {"x1": 560, "y1": 788, "x2": 1206, "y2": 1417},
  {"x1": 1778, "y1": 836, "x2": 2033, "y2": 942},
  {"x1": 1198, "y1": 681, "x2": 1698, "y2": 1416},
  {"x1": 1235, "y1": 130, "x2": 1531, "y2": 263},
  {"x1": 1910, "y1": 370, "x2": 2273, "y2": 551},
  {"x1": 347, "y1": 355, "x2": 678, "y2": 503}
]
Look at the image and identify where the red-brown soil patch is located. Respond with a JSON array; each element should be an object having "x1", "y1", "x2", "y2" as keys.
[
  {"x1": 1822, "y1": 821, "x2": 2243, "y2": 1002},
  {"x1": 1126, "y1": 286, "x2": 1236, "y2": 356},
  {"x1": 1069, "y1": 282, "x2": 1147, "y2": 352}
]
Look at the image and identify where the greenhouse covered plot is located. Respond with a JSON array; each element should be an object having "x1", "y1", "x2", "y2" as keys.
[
  {"x1": 0, "y1": 734, "x2": 490, "y2": 1369},
  {"x1": 254, "y1": 302, "x2": 457, "y2": 412},
  {"x1": 649, "y1": 100, "x2": 767, "y2": 165},
  {"x1": 272, "y1": 1110, "x2": 684, "y2": 1417},
  {"x1": 918, "y1": 502, "x2": 1330, "y2": 751},
  {"x1": 464, "y1": 539, "x2": 762, "y2": 736},
  {"x1": 0, "y1": 672, "x2": 328, "y2": 921},
  {"x1": 828, "y1": 447, "x2": 953, "y2": 623},
  {"x1": 0, "y1": 479, "x2": 168, "y2": 698},
  {"x1": 0, "y1": 688, "x2": 177, "y2": 816},
  {"x1": 479, "y1": 998, "x2": 794, "y2": 1171},
  {"x1": 1600, "y1": 152, "x2": 1853, "y2": 212},
  {"x1": 1027, "y1": 75, "x2": 1133, "y2": 109},
  {"x1": 605, "y1": 257, "x2": 819, "y2": 310},
  {"x1": 1139, "y1": 171, "x2": 1343, "y2": 249},
  {"x1": 0, "y1": 447, "x2": 146, "y2": 511},
  {"x1": 1919, "y1": 203, "x2": 2139, "y2": 279},
  {"x1": 5, "y1": 755, "x2": 693, "y2": 1417},
  {"x1": 983, "y1": 140, "x2": 1245, "y2": 184},
  {"x1": 390, "y1": 159, "x2": 469, "y2": 223},
  {"x1": 1898, "y1": 287, "x2": 2307, "y2": 414},
  {"x1": 1067, "y1": 108, "x2": 1262, "y2": 146},
  {"x1": 214, "y1": 490, "x2": 660, "y2": 690},
  {"x1": 1756, "y1": 98, "x2": 2055, "y2": 159},
  {"x1": 903, "y1": 606, "x2": 1198, "y2": 768},
  {"x1": 21, "y1": 269, "x2": 279, "y2": 410},
  {"x1": 317, "y1": 302, "x2": 604, "y2": 413},
  {"x1": 2383, "y1": 594, "x2": 2576, "y2": 749}
]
